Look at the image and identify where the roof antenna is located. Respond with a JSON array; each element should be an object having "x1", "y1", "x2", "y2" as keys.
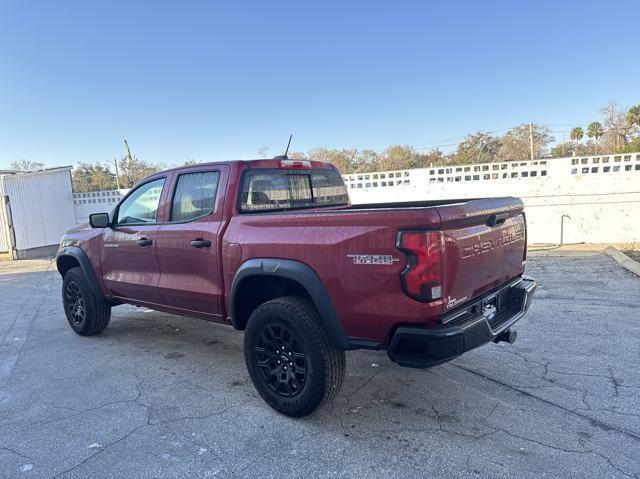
[{"x1": 274, "y1": 134, "x2": 293, "y2": 159}]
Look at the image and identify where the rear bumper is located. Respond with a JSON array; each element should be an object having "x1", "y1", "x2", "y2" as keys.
[{"x1": 387, "y1": 276, "x2": 537, "y2": 368}]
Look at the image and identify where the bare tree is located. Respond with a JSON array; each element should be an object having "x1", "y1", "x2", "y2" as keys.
[{"x1": 9, "y1": 159, "x2": 44, "y2": 171}]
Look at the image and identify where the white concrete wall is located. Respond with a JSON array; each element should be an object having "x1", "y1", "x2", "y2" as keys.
[
  {"x1": 73, "y1": 189, "x2": 128, "y2": 224},
  {"x1": 344, "y1": 152, "x2": 640, "y2": 245}
]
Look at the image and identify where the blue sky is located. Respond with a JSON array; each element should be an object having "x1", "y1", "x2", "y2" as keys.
[{"x1": 1, "y1": 0, "x2": 639, "y2": 169}]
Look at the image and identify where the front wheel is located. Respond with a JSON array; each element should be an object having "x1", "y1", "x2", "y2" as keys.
[
  {"x1": 62, "y1": 267, "x2": 111, "y2": 336},
  {"x1": 244, "y1": 296, "x2": 345, "y2": 417}
]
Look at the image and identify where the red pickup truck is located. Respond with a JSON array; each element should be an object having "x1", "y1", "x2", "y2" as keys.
[{"x1": 57, "y1": 158, "x2": 536, "y2": 416}]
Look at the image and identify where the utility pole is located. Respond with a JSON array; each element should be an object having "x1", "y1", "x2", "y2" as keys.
[
  {"x1": 113, "y1": 158, "x2": 121, "y2": 189},
  {"x1": 529, "y1": 122, "x2": 535, "y2": 160}
]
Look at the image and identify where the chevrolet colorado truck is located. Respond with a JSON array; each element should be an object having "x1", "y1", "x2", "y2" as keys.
[{"x1": 57, "y1": 158, "x2": 536, "y2": 417}]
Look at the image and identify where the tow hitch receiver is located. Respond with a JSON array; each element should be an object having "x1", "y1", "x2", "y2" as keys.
[{"x1": 493, "y1": 329, "x2": 517, "y2": 344}]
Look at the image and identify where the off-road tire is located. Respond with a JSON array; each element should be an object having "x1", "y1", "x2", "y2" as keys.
[
  {"x1": 244, "y1": 296, "x2": 346, "y2": 417},
  {"x1": 62, "y1": 267, "x2": 111, "y2": 336}
]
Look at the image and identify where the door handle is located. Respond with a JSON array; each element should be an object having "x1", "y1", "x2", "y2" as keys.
[
  {"x1": 190, "y1": 239, "x2": 211, "y2": 248},
  {"x1": 137, "y1": 238, "x2": 153, "y2": 246}
]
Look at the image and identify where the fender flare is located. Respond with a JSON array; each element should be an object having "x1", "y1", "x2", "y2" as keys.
[
  {"x1": 230, "y1": 258, "x2": 348, "y2": 350},
  {"x1": 56, "y1": 246, "x2": 106, "y2": 301}
]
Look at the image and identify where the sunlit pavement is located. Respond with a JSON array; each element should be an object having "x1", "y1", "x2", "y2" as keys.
[{"x1": 1, "y1": 255, "x2": 639, "y2": 478}]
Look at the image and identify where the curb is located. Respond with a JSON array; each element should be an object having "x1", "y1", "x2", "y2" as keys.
[{"x1": 604, "y1": 247, "x2": 640, "y2": 277}]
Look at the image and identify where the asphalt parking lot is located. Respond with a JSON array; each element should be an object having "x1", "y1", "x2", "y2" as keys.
[{"x1": 1, "y1": 254, "x2": 639, "y2": 478}]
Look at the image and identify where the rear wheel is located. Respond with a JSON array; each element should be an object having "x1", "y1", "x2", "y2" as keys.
[
  {"x1": 62, "y1": 267, "x2": 111, "y2": 336},
  {"x1": 244, "y1": 296, "x2": 345, "y2": 417}
]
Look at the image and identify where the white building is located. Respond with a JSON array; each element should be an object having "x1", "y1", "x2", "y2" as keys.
[{"x1": 0, "y1": 166, "x2": 76, "y2": 259}]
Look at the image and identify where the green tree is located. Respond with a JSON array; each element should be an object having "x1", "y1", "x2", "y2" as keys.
[
  {"x1": 117, "y1": 155, "x2": 159, "y2": 188},
  {"x1": 570, "y1": 127, "x2": 584, "y2": 155},
  {"x1": 9, "y1": 159, "x2": 44, "y2": 171},
  {"x1": 72, "y1": 162, "x2": 117, "y2": 192},
  {"x1": 627, "y1": 105, "x2": 640, "y2": 129},
  {"x1": 451, "y1": 132, "x2": 501, "y2": 164},
  {"x1": 497, "y1": 124, "x2": 553, "y2": 161},
  {"x1": 586, "y1": 122, "x2": 604, "y2": 154}
]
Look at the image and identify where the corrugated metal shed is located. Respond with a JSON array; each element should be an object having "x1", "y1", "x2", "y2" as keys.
[{"x1": 0, "y1": 166, "x2": 75, "y2": 254}]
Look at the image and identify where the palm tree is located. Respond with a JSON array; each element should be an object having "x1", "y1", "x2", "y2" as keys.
[
  {"x1": 586, "y1": 122, "x2": 604, "y2": 154},
  {"x1": 569, "y1": 127, "x2": 584, "y2": 156}
]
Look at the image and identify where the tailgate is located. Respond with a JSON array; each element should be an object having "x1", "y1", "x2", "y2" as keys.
[{"x1": 436, "y1": 197, "x2": 526, "y2": 311}]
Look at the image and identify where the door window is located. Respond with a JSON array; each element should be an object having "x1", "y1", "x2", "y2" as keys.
[
  {"x1": 170, "y1": 171, "x2": 220, "y2": 222},
  {"x1": 117, "y1": 178, "x2": 165, "y2": 224}
]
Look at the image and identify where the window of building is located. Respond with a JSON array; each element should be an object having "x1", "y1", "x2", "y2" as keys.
[
  {"x1": 380, "y1": 173, "x2": 386, "y2": 179},
  {"x1": 357, "y1": 183, "x2": 363, "y2": 188},
  {"x1": 613, "y1": 165, "x2": 620, "y2": 172},
  {"x1": 591, "y1": 167, "x2": 598, "y2": 173},
  {"x1": 429, "y1": 170, "x2": 435, "y2": 175},
  {"x1": 521, "y1": 171, "x2": 529, "y2": 177},
  {"x1": 582, "y1": 167, "x2": 589, "y2": 173},
  {"x1": 571, "y1": 158, "x2": 578, "y2": 165},
  {"x1": 473, "y1": 166, "x2": 480, "y2": 172},
  {"x1": 364, "y1": 175, "x2": 370, "y2": 180},
  {"x1": 483, "y1": 174, "x2": 490, "y2": 180},
  {"x1": 624, "y1": 155, "x2": 631, "y2": 161},
  {"x1": 482, "y1": 165, "x2": 489, "y2": 171},
  {"x1": 492, "y1": 164, "x2": 499, "y2": 170},
  {"x1": 502, "y1": 173, "x2": 508, "y2": 178},
  {"x1": 635, "y1": 164, "x2": 640, "y2": 171},
  {"x1": 357, "y1": 175, "x2": 363, "y2": 181},
  {"x1": 530, "y1": 171, "x2": 537, "y2": 177},
  {"x1": 540, "y1": 170, "x2": 547, "y2": 176},
  {"x1": 438, "y1": 169, "x2": 444, "y2": 174},
  {"x1": 395, "y1": 172, "x2": 401, "y2": 178},
  {"x1": 624, "y1": 165, "x2": 632, "y2": 171},
  {"x1": 454, "y1": 176, "x2": 461, "y2": 182},
  {"x1": 381, "y1": 181, "x2": 386, "y2": 187},
  {"x1": 464, "y1": 167, "x2": 471, "y2": 172},
  {"x1": 510, "y1": 172, "x2": 518, "y2": 178},
  {"x1": 473, "y1": 174, "x2": 480, "y2": 180},
  {"x1": 603, "y1": 166, "x2": 611, "y2": 172},
  {"x1": 614, "y1": 156, "x2": 621, "y2": 162},
  {"x1": 365, "y1": 182, "x2": 371, "y2": 188},
  {"x1": 501, "y1": 164, "x2": 508, "y2": 170},
  {"x1": 456, "y1": 167, "x2": 462, "y2": 172},
  {"x1": 372, "y1": 174, "x2": 378, "y2": 179},
  {"x1": 436, "y1": 178, "x2": 443, "y2": 183},
  {"x1": 372, "y1": 181, "x2": 378, "y2": 187},
  {"x1": 491, "y1": 173, "x2": 498, "y2": 179},
  {"x1": 465, "y1": 175, "x2": 471, "y2": 181},
  {"x1": 593, "y1": 157, "x2": 600, "y2": 164},
  {"x1": 581, "y1": 158, "x2": 588, "y2": 164},
  {"x1": 571, "y1": 168, "x2": 577, "y2": 174}
]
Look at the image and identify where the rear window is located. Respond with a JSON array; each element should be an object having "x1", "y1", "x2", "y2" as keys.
[{"x1": 239, "y1": 169, "x2": 349, "y2": 212}]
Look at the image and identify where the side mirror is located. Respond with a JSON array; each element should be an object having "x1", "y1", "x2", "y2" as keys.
[{"x1": 89, "y1": 212, "x2": 110, "y2": 228}]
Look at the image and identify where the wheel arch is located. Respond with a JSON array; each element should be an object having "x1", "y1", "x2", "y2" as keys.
[
  {"x1": 56, "y1": 246, "x2": 106, "y2": 301},
  {"x1": 230, "y1": 258, "x2": 348, "y2": 350}
]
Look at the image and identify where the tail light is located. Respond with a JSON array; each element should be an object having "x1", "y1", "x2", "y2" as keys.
[
  {"x1": 396, "y1": 231, "x2": 444, "y2": 302},
  {"x1": 279, "y1": 159, "x2": 311, "y2": 169}
]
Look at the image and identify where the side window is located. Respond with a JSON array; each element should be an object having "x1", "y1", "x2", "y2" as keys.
[
  {"x1": 117, "y1": 178, "x2": 165, "y2": 224},
  {"x1": 170, "y1": 171, "x2": 220, "y2": 222}
]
